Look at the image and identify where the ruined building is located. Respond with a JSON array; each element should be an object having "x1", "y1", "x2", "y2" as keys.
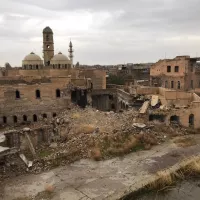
[
  {"x1": 150, "y1": 56, "x2": 200, "y2": 92},
  {"x1": 0, "y1": 27, "x2": 106, "y2": 126}
]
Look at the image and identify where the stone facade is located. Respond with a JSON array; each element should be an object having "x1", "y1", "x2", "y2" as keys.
[
  {"x1": 136, "y1": 86, "x2": 200, "y2": 129},
  {"x1": 91, "y1": 88, "x2": 132, "y2": 111},
  {"x1": 0, "y1": 27, "x2": 106, "y2": 127},
  {"x1": 150, "y1": 56, "x2": 200, "y2": 91}
]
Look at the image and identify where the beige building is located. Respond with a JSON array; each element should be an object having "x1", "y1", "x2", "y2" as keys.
[
  {"x1": 150, "y1": 56, "x2": 200, "y2": 91},
  {"x1": 22, "y1": 52, "x2": 43, "y2": 70},
  {"x1": 0, "y1": 27, "x2": 106, "y2": 126}
]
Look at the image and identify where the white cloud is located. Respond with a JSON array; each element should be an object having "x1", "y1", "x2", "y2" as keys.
[{"x1": 0, "y1": 0, "x2": 200, "y2": 66}]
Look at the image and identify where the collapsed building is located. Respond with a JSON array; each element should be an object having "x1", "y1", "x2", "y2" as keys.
[
  {"x1": 1, "y1": 27, "x2": 200, "y2": 174},
  {"x1": 135, "y1": 86, "x2": 200, "y2": 129},
  {"x1": 150, "y1": 55, "x2": 200, "y2": 92}
]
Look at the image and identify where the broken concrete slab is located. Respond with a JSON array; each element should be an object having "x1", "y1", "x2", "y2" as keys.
[
  {"x1": 139, "y1": 101, "x2": 149, "y2": 114},
  {"x1": 23, "y1": 127, "x2": 31, "y2": 132},
  {"x1": 0, "y1": 146, "x2": 9, "y2": 153},
  {"x1": 132, "y1": 123, "x2": 146, "y2": 128},
  {"x1": 151, "y1": 95, "x2": 159, "y2": 107},
  {"x1": 19, "y1": 154, "x2": 33, "y2": 168},
  {"x1": 24, "y1": 133, "x2": 37, "y2": 158},
  {"x1": 0, "y1": 147, "x2": 18, "y2": 158},
  {"x1": 0, "y1": 135, "x2": 6, "y2": 143}
]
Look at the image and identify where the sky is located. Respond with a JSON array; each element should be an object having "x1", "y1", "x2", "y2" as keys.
[{"x1": 1, "y1": 0, "x2": 200, "y2": 66}]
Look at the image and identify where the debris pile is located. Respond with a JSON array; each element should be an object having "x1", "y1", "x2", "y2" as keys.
[{"x1": 0, "y1": 106, "x2": 197, "y2": 179}]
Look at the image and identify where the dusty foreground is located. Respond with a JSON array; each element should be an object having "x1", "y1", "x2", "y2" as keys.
[{"x1": 2, "y1": 135, "x2": 200, "y2": 200}]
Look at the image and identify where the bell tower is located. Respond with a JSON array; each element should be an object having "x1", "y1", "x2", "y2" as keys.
[{"x1": 43, "y1": 26, "x2": 54, "y2": 66}]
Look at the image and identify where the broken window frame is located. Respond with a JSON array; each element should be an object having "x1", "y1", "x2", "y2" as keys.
[{"x1": 167, "y1": 66, "x2": 171, "y2": 73}]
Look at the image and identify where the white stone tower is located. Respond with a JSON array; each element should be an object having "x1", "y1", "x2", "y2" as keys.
[{"x1": 68, "y1": 40, "x2": 74, "y2": 68}]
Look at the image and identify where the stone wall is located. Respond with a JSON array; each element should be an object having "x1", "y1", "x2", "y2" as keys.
[
  {"x1": 0, "y1": 80, "x2": 71, "y2": 125},
  {"x1": 91, "y1": 89, "x2": 132, "y2": 111},
  {"x1": 150, "y1": 56, "x2": 200, "y2": 91}
]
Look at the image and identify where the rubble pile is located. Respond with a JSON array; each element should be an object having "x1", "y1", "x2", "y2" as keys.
[
  {"x1": 0, "y1": 106, "x2": 197, "y2": 178},
  {"x1": 30, "y1": 106, "x2": 192, "y2": 173}
]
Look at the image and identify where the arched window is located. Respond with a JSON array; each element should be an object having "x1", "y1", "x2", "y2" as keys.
[
  {"x1": 171, "y1": 81, "x2": 174, "y2": 89},
  {"x1": 177, "y1": 81, "x2": 181, "y2": 89},
  {"x1": 43, "y1": 113, "x2": 47, "y2": 119},
  {"x1": 33, "y1": 114, "x2": 37, "y2": 122},
  {"x1": 13, "y1": 116, "x2": 18, "y2": 123},
  {"x1": 175, "y1": 66, "x2": 179, "y2": 72},
  {"x1": 3, "y1": 116, "x2": 7, "y2": 124},
  {"x1": 53, "y1": 113, "x2": 57, "y2": 118},
  {"x1": 58, "y1": 64, "x2": 61, "y2": 69},
  {"x1": 24, "y1": 65, "x2": 26, "y2": 69},
  {"x1": 29, "y1": 65, "x2": 32, "y2": 70},
  {"x1": 36, "y1": 90, "x2": 41, "y2": 99},
  {"x1": 36, "y1": 65, "x2": 39, "y2": 70},
  {"x1": 165, "y1": 81, "x2": 168, "y2": 88},
  {"x1": 56, "y1": 89, "x2": 61, "y2": 98},
  {"x1": 167, "y1": 66, "x2": 171, "y2": 72},
  {"x1": 189, "y1": 114, "x2": 194, "y2": 127},
  {"x1": 65, "y1": 64, "x2": 67, "y2": 68},
  {"x1": 16, "y1": 90, "x2": 20, "y2": 99},
  {"x1": 23, "y1": 115, "x2": 28, "y2": 122},
  {"x1": 53, "y1": 64, "x2": 55, "y2": 69}
]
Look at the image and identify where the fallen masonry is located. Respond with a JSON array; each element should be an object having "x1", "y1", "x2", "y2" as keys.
[{"x1": 0, "y1": 105, "x2": 198, "y2": 180}]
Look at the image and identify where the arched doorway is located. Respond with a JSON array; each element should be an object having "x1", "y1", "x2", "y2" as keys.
[
  {"x1": 56, "y1": 89, "x2": 61, "y2": 98},
  {"x1": 189, "y1": 114, "x2": 194, "y2": 127},
  {"x1": 3, "y1": 116, "x2": 7, "y2": 124},
  {"x1": 13, "y1": 116, "x2": 18, "y2": 123},
  {"x1": 23, "y1": 115, "x2": 28, "y2": 122},
  {"x1": 36, "y1": 90, "x2": 41, "y2": 99},
  {"x1": 33, "y1": 114, "x2": 37, "y2": 122},
  {"x1": 15, "y1": 90, "x2": 20, "y2": 99}
]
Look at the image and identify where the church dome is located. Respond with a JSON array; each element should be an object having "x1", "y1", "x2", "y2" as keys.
[
  {"x1": 23, "y1": 52, "x2": 42, "y2": 61},
  {"x1": 43, "y1": 26, "x2": 53, "y2": 33}
]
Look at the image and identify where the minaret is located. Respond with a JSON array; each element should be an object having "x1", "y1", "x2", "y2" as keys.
[
  {"x1": 68, "y1": 40, "x2": 74, "y2": 68},
  {"x1": 43, "y1": 26, "x2": 54, "y2": 66}
]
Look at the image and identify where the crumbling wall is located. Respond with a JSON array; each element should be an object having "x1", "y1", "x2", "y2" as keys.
[
  {"x1": 80, "y1": 69, "x2": 106, "y2": 89},
  {"x1": 164, "y1": 105, "x2": 200, "y2": 129},
  {"x1": 1, "y1": 127, "x2": 52, "y2": 153},
  {"x1": 164, "y1": 91, "x2": 192, "y2": 106},
  {"x1": 91, "y1": 89, "x2": 130, "y2": 112},
  {"x1": 192, "y1": 93, "x2": 200, "y2": 102},
  {"x1": 136, "y1": 86, "x2": 158, "y2": 95}
]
